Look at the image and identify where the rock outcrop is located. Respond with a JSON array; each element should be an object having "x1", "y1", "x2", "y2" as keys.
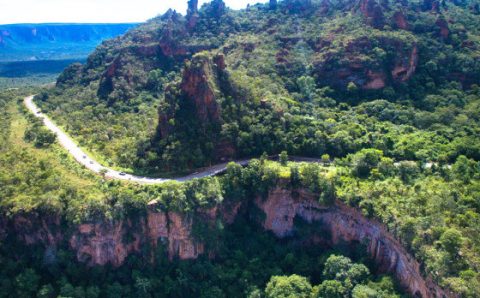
[
  {"x1": 391, "y1": 44, "x2": 418, "y2": 82},
  {"x1": 187, "y1": 0, "x2": 199, "y2": 30},
  {"x1": 393, "y1": 10, "x2": 409, "y2": 30},
  {"x1": 436, "y1": 17, "x2": 450, "y2": 39},
  {"x1": 157, "y1": 53, "x2": 227, "y2": 140},
  {"x1": 255, "y1": 187, "x2": 451, "y2": 298},
  {"x1": 70, "y1": 220, "x2": 143, "y2": 266},
  {"x1": 269, "y1": 0, "x2": 278, "y2": 10},
  {"x1": 69, "y1": 202, "x2": 213, "y2": 266},
  {"x1": 313, "y1": 36, "x2": 418, "y2": 90},
  {"x1": 2, "y1": 186, "x2": 451, "y2": 298},
  {"x1": 358, "y1": 0, "x2": 385, "y2": 29},
  {"x1": 180, "y1": 54, "x2": 223, "y2": 122}
]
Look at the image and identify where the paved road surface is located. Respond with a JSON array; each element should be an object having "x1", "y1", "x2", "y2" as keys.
[
  {"x1": 24, "y1": 95, "x2": 445, "y2": 184},
  {"x1": 24, "y1": 95, "x2": 255, "y2": 184}
]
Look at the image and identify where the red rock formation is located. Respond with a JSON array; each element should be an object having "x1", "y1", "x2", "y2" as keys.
[
  {"x1": 13, "y1": 214, "x2": 62, "y2": 247},
  {"x1": 393, "y1": 11, "x2": 409, "y2": 30},
  {"x1": 70, "y1": 220, "x2": 142, "y2": 266},
  {"x1": 67, "y1": 202, "x2": 211, "y2": 266},
  {"x1": 423, "y1": 0, "x2": 441, "y2": 13},
  {"x1": 365, "y1": 71, "x2": 387, "y2": 89},
  {"x1": 180, "y1": 54, "x2": 223, "y2": 122},
  {"x1": 313, "y1": 37, "x2": 418, "y2": 90},
  {"x1": 358, "y1": 0, "x2": 385, "y2": 29},
  {"x1": 3, "y1": 187, "x2": 451, "y2": 298},
  {"x1": 187, "y1": 0, "x2": 199, "y2": 30},
  {"x1": 255, "y1": 187, "x2": 452, "y2": 298},
  {"x1": 391, "y1": 44, "x2": 418, "y2": 82},
  {"x1": 436, "y1": 17, "x2": 450, "y2": 39}
]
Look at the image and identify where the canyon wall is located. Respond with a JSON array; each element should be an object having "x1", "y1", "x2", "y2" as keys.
[
  {"x1": 1, "y1": 186, "x2": 451, "y2": 298},
  {"x1": 255, "y1": 187, "x2": 451, "y2": 298}
]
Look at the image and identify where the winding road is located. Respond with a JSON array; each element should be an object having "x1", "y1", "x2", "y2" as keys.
[{"x1": 24, "y1": 95, "x2": 257, "y2": 184}]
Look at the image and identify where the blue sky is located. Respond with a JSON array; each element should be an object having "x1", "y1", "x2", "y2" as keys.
[{"x1": 0, "y1": 0, "x2": 268, "y2": 24}]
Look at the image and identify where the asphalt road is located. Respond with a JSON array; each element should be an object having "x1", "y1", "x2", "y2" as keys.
[
  {"x1": 25, "y1": 95, "x2": 444, "y2": 184},
  {"x1": 24, "y1": 95, "x2": 258, "y2": 184}
]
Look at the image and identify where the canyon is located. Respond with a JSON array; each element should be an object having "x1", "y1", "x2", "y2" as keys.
[{"x1": 1, "y1": 184, "x2": 452, "y2": 298}]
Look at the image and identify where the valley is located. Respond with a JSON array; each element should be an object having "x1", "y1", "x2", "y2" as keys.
[{"x1": 1, "y1": 0, "x2": 480, "y2": 297}]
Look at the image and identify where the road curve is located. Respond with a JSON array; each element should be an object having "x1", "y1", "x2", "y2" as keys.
[{"x1": 24, "y1": 95, "x2": 253, "y2": 184}]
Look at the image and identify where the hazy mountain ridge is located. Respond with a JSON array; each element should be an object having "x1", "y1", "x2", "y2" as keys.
[{"x1": 0, "y1": 23, "x2": 137, "y2": 61}]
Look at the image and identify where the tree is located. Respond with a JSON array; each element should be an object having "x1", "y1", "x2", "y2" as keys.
[
  {"x1": 279, "y1": 151, "x2": 288, "y2": 166},
  {"x1": 321, "y1": 154, "x2": 330, "y2": 164},
  {"x1": 37, "y1": 284, "x2": 55, "y2": 298},
  {"x1": 351, "y1": 285, "x2": 379, "y2": 298},
  {"x1": 347, "y1": 82, "x2": 358, "y2": 93},
  {"x1": 15, "y1": 269, "x2": 40, "y2": 298},
  {"x1": 322, "y1": 255, "x2": 353, "y2": 280},
  {"x1": 452, "y1": 155, "x2": 474, "y2": 183},
  {"x1": 440, "y1": 228, "x2": 463, "y2": 256},
  {"x1": 297, "y1": 76, "x2": 317, "y2": 101},
  {"x1": 313, "y1": 280, "x2": 345, "y2": 298},
  {"x1": 351, "y1": 149, "x2": 384, "y2": 178},
  {"x1": 265, "y1": 275, "x2": 312, "y2": 298}
]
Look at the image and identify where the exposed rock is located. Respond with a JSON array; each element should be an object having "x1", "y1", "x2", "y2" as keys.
[
  {"x1": 436, "y1": 17, "x2": 450, "y2": 39},
  {"x1": 207, "y1": 0, "x2": 227, "y2": 19},
  {"x1": 269, "y1": 0, "x2": 278, "y2": 10},
  {"x1": 282, "y1": 0, "x2": 314, "y2": 14},
  {"x1": 313, "y1": 37, "x2": 418, "y2": 90},
  {"x1": 187, "y1": 0, "x2": 199, "y2": 30},
  {"x1": 13, "y1": 214, "x2": 62, "y2": 247},
  {"x1": 319, "y1": 0, "x2": 331, "y2": 14},
  {"x1": 365, "y1": 71, "x2": 387, "y2": 89},
  {"x1": 391, "y1": 44, "x2": 418, "y2": 82},
  {"x1": 5, "y1": 187, "x2": 451, "y2": 298},
  {"x1": 255, "y1": 187, "x2": 452, "y2": 298},
  {"x1": 422, "y1": 0, "x2": 441, "y2": 13},
  {"x1": 358, "y1": 0, "x2": 385, "y2": 29},
  {"x1": 70, "y1": 220, "x2": 142, "y2": 266},
  {"x1": 179, "y1": 54, "x2": 224, "y2": 122},
  {"x1": 393, "y1": 11, "x2": 409, "y2": 30},
  {"x1": 213, "y1": 53, "x2": 226, "y2": 70}
]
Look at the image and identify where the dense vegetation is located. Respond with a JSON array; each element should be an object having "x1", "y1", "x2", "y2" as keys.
[
  {"x1": 39, "y1": 0, "x2": 480, "y2": 174},
  {"x1": 0, "y1": 89, "x2": 405, "y2": 297},
  {"x1": 1, "y1": 0, "x2": 480, "y2": 296},
  {"x1": 2, "y1": 87, "x2": 480, "y2": 295}
]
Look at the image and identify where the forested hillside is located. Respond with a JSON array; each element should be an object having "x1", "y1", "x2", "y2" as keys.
[
  {"x1": 1, "y1": 0, "x2": 480, "y2": 297},
  {"x1": 40, "y1": 0, "x2": 480, "y2": 174}
]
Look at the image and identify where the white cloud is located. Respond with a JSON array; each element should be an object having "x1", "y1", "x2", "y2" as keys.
[{"x1": 0, "y1": 0, "x2": 267, "y2": 24}]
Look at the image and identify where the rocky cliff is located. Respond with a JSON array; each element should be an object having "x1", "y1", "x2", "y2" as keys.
[
  {"x1": 313, "y1": 35, "x2": 419, "y2": 90},
  {"x1": 1, "y1": 185, "x2": 452, "y2": 298},
  {"x1": 255, "y1": 187, "x2": 451, "y2": 298}
]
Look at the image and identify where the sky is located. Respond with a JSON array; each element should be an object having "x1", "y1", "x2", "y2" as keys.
[{"x1": 0, "y1": 0, "x2": 267, "y2": 25}]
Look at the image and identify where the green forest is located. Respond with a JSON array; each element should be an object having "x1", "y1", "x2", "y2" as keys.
[{"x1": 1, "y1": 0, "x2": 480, "y2": 297}]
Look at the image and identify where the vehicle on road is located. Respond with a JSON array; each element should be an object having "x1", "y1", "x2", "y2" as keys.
[{"x1": 119, "y1": 172, "x2": 126, "y2": 176}]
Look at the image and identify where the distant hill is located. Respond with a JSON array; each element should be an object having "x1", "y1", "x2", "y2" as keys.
[{"x1": 0, "y1": 23, "x2": 137, "y2": 61}]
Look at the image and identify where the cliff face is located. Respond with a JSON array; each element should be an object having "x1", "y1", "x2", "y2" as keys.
[
  {"x1": 157, "y1": 53, "x2": 225, "y2": 138},
  {"x1": 2, "y1": 187, "x2": 451, "y2": 298},
  {"x1": 255, "y1": 187, "x2": 450, "y2": 298},
  {"x1": 313, "y1": 36, "x2": 418, "y2": 90},
  {"x1": 69, "y1": 202, "x2": 211, "y2": 266},
  {"x1": 180, "y1": 54, "x2": 224, "y2": 123}
]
